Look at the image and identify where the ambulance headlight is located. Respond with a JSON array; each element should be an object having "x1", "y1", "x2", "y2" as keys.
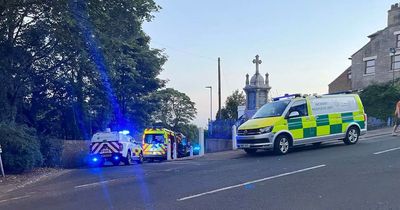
[{"x1": 259, "y1": 126, "x2": 273, "y2": 134}]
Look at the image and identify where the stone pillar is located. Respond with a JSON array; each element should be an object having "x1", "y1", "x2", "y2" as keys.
[
  {"x1": 198, "y1": 127, "x2": 205, "y2": 156},
  {"x1": 167, "y1": 140, "x2": 171, "y2": 160},
  {"x1": 173, "y1": 142, "x2": 177, "y2": 159},
  {"x1": 232, "y1": 125, "x2": 237, "y2": 150}
]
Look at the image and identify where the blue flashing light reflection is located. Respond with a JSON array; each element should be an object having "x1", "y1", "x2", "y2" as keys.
[{"x1": 194, "y1": 146, "x2": 200, "y2": 151}]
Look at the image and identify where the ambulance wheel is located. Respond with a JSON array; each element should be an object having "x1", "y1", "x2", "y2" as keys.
[
  {"x1": 274, "y1": 134, "x2": 291, "y2": 155},
  {"x1": 344, "y1": 126, "x2": 360, "y2": 145},
  {"x1": 312, "y1": 142, "x2": 322, "y2": 147},
  {"x1": 124, "y1": 151, "x2": 133, "y2": 165},
  {"x1": 136, "y1": 153, "x2": 144, "y2": 164},
  {"x1": 244, "y1": 149, "x2": 257, "y2": 155}
]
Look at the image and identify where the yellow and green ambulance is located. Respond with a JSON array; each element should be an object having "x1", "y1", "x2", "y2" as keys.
[{"x1": 236, "y1": 93, "x2": 367, "y2": 155}]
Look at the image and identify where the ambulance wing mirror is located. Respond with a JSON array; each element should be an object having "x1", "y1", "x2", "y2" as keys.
[{"x1": 287, "y1": 111, "x2": 300, "y2": 118}]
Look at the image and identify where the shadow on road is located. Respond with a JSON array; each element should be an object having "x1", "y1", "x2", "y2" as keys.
[{"x1": 234, "y1": 141, "x2": 349, "y2": 159}]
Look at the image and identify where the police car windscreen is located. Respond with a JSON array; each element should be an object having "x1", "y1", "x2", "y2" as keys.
[
  {"x1": 144, "y1": 134, "x2": 165, "y2": 144},
  {"x1": 252, "y1": 100, "x2": 290, "y2": 119}
]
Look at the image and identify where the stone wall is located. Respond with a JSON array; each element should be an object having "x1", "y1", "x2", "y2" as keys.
[
  {"x1": 205, "y1": 139, "x2": 233, "y2": 153},
  {"x1": 61, "y1": 140, "x2": 90, "y2": 168}
]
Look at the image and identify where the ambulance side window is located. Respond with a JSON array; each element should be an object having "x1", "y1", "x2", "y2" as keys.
[{"x1": 288, "y1": 100, "x2": 308, "y2": 117}]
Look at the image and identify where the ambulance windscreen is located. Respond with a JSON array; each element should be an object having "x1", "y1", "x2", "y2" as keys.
[
  {"x1": 252, "y1": 100, "x2": 290, "y2": 119},
  {"x1": 144, "y1": 134, "x2": 165, "y2": 144}
]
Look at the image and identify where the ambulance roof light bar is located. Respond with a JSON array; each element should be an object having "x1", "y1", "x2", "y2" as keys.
[{"x1": 272, "y1": 93, "x2": 302, "y2": 101}]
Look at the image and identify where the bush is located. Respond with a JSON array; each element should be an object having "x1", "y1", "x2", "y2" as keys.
[
  {"x1": 39, "y1": 136, "x2": 63, "y2": 167},
  {"x1": 0, "y1": 123, "x2": 43, "y2": 173},
  {"x1": 360, "y1": 81, "x2": 400, "y2": 121}
]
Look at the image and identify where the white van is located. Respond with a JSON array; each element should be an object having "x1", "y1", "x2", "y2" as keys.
[{"x1": 89, "y1": 130, "x2": 143, "y2": 166}]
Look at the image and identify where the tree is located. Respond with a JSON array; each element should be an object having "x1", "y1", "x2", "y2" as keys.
[
  {"x1": 216, "y1": 90, "x2": 246, "y2": 120},
  {"x1": 0, "y1": 0, "x2": 166, "y2": 140},
  {"x1": 152, "y1": 88, "x2": 197, "y2": 130},
  {"x1": 359, "y1": 81, "x2": 400, "y2": 120},
  {"x1": 175, "y1": 123, "x2": 199, "y2": 143}
]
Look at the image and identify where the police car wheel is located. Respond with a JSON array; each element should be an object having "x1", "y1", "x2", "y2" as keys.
[
  {"x1": 344, "y1": 126, "x2": 360, "y2": 145},
  {"x1": 244, "y1": 149, "x2": 257, "y2": 154},
  {"x1": 111, "y1": 159, "x2": 120, "y2": 166},
  {"x1": 274, "y1": 135, "x2": 291, "y2": 155},
  {"x1": 124, "y1": 151, "x2": 133, "y2": 165}
]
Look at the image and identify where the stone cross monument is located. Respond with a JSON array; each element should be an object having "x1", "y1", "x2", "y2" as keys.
[
  {"x1": 253, "y1": 55, "x2": 262, "y2": 74},
  {"x1": 243, "y1": 55, "x2": 271, "y2": 118}
]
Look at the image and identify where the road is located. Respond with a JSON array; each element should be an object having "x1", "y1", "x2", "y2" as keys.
[{"x1": 1, "y1": 134, "x2": 400, "y2": 210}]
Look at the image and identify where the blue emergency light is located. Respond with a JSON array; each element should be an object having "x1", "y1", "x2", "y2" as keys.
[
  {"x1": 272, "y1": 94, "x2": 302, "y2": 101},
  {"x1": 119, "y1": 130, "x2": 130, "y2": 135}
]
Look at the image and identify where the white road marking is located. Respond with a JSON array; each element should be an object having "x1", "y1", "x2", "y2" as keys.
[
  {"x1": 0, "y1": 195, "x2": 31, "y2": 204},
  {"x1": 177, "y1": 164, "x2": 326, "y2": 201},
  {"x1": 373, "y1": 147, "x2": 400, "y2": 155},
  {"x1": 74, "y1": 178, "x2": 120, "y2": 189}
]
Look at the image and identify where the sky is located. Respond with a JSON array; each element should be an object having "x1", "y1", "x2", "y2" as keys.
[{"x1": 143, "y1": 0, "x2": 397, "y2": 127}]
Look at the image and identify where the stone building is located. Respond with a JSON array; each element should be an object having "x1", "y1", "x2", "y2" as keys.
[
  {"x1": 329, "y1": 3, "x2": 400, "y2": 93},
  {"x1": 328, "y1": 67, "x2": 351, "y2": 93},
  {"x1": 243, "y1": 55, "x2": 271, "y2": 118}
]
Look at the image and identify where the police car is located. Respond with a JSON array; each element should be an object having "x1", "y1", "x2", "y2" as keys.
[
  {"x1": 237, "y1": 93, "x2": 367, "y2": 155},
  {"x1": 89, "y1": 129, "x2": 143, "y2": 166}
]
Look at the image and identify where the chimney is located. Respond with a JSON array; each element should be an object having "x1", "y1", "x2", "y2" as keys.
[{"x1": 388, "y1": 3, "x2": 400, "y2": 26}]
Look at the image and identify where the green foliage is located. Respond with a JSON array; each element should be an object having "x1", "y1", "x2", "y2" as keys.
[
  {"x1": 175, "y1": 123, "x2": 199, "y2": 143},
  {"x1": 152, "y1": 88, "x2": 197, "y2": 130},
  {"x1": 0, "y1": 0, "x2": 165, "y2": 140},
  {"x1": 217, "y1": 90, "x2": 246, "y2": 120},
  {"x1": 0, "y1": 123, "x2": 42, "y2": 173},
  {"x1": 39, "y1": 137, "x2": 63, "y2": 167},
  {"x1": 360, "y1": 81, "x2": 400, "y2": 120},
  {"x1": 0, "y1": 0, "x2": 169, "y2": 171}
]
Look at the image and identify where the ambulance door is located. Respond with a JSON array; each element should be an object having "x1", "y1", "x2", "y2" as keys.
[{"x1": 286, "y1": 99, "x2": 317, "y2": 140}]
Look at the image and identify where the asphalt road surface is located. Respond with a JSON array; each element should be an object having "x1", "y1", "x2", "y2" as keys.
[{"x1": 1, "y1": 134, "x2": 400, "y2": 210}]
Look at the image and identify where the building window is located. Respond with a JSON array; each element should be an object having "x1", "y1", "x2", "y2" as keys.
[
  {"x1": 397, "y1": 34, "x2": 400, "y2": 48},
  {"x1": 365, "y1": 59, "x2": 375, "y2": 74},
  {"x1": 392, "y1": 54, "x2": 400, "y2": 70}
]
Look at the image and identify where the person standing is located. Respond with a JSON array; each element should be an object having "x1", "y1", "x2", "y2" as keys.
[{"x1": 392, "y1": 100, "x2": 400, "y2": 136}]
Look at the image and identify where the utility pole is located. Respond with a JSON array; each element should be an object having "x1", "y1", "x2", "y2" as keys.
[
  {"x1": 390, "y1": 48, "x2": 397, "y2": 86},
  {"x1": 205, "y1": 86, "x2": 212, "y2": 121},
  {"x1": 0, "y1": 145, "x2": 4, "y2": 177},
  {"x1": 218, "y1": 57, "x2": 221, "y2": 120}
]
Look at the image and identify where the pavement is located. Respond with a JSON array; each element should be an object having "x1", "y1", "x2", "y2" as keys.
[
  {"x1": 0, "y1": 127, "x2": 399, "y2": 210},
  {"x1": 0, "y1": 168, "x2": 69, "y2": 195}
]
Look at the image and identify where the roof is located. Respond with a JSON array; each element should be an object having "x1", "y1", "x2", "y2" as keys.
[
  {"x1": 367, "y1": 30, "x2": 383, "y2": 38},
  {"x1": 351, "y1": 27, "x2": 388, "y2": 57},
  {"x1": 328, "y1": 66, "x2": 351, "y2": 86}
]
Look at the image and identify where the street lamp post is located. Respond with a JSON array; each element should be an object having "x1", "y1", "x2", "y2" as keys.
[
  {"x1": 205, "y1": 86, "x2": 212, "y2": 122},
  {"x1": 390, "y1": 47, "x2": 397, "y2": 86}
]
